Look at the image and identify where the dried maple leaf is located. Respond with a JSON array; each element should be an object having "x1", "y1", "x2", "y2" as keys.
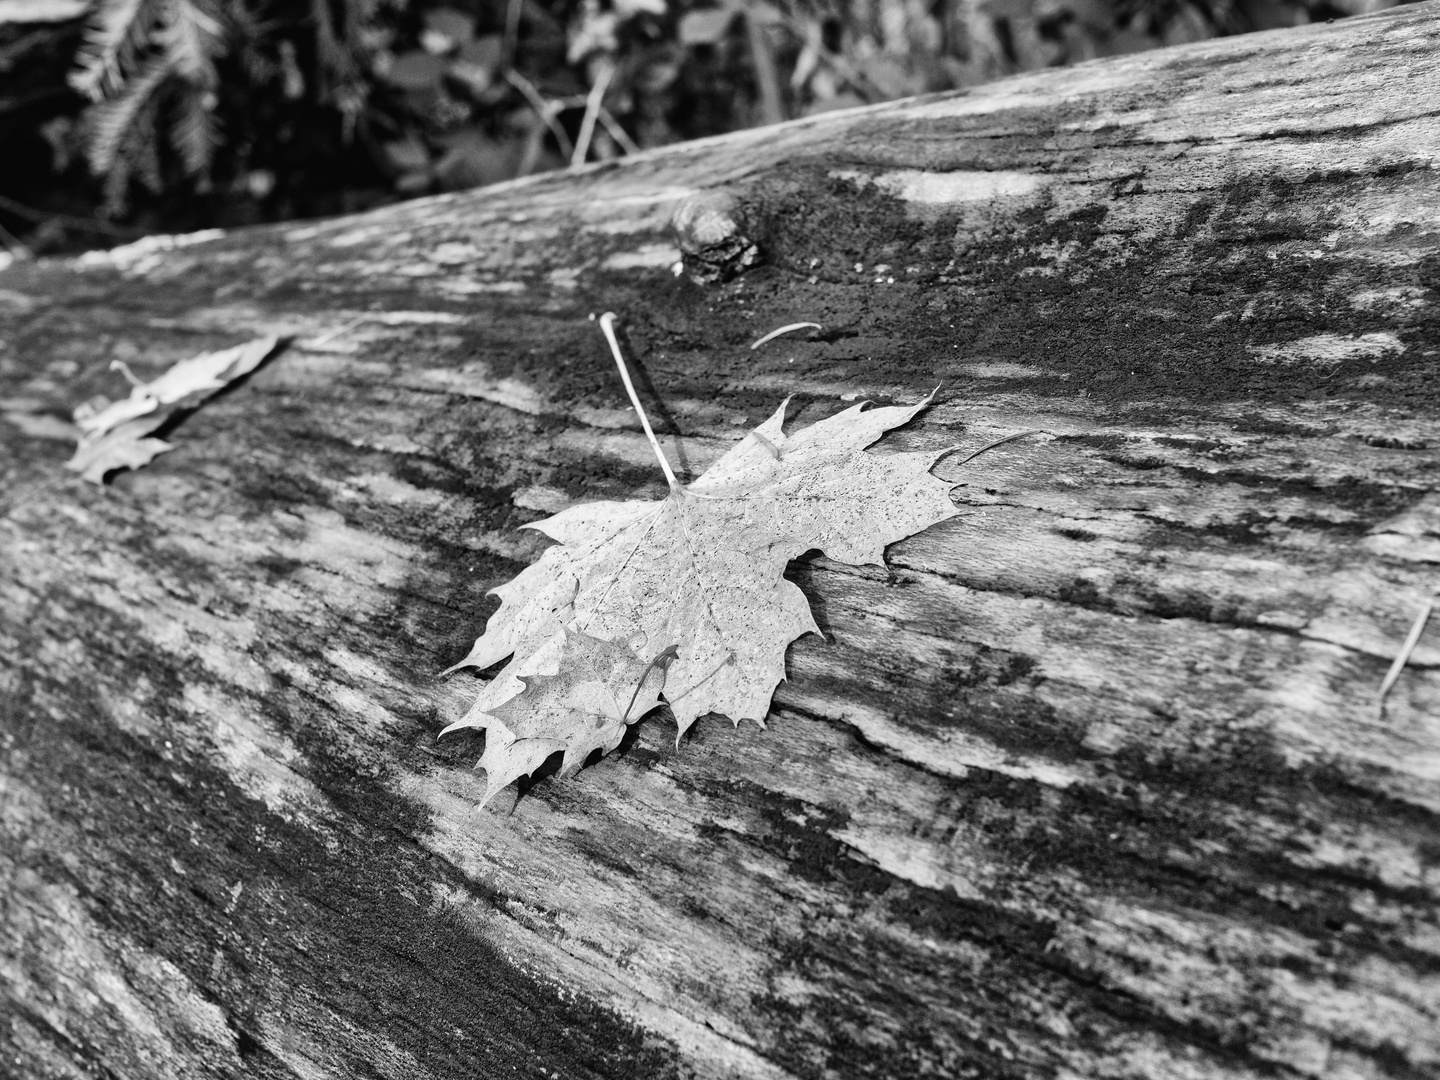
[
  {"x1": 446, "y1": 317, "x2": 960, "y2": 798},
  {"x1": 469, "y1": 630, "x2": 678, "y2": 804},
  {"x1": 458, "y1": 394, "x2": 955, "y2": 724},
  {"x1": 65, "y1": 419, "x2": 176, "y2": 485},
  {"x1": 67, "y1": 336, "x2": 280, "y2": 484}
]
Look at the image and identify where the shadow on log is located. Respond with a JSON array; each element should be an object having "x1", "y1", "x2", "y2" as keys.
[{"x1": 2, "y1": 6, "x2": 1439, "y2": 1078}]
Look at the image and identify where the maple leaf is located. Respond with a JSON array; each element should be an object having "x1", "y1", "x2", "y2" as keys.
[
  {"x1": 489, "y1": 394, "x2": 955, "y2": 729},
  {"x1": 67, "y1": 336, "x2": 279, "y2": 484},
  {"x1": 446, "y1": 327, "x2": 959, "y2": 799},
  {"x1": 462, "y1": 630, "x2": 678, "y2": 804},
  {"x1": 66, "y1": 418, "x2": 176, "y2": 485}
]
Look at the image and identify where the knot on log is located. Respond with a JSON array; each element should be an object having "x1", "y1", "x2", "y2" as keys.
[{"x1": 670, "y1": 190, "x2": 761, "y2": 284}]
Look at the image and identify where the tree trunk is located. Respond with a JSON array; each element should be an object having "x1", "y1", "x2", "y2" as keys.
[{"x1": 3, "y1": 7, "x2": 1439, "y2": 1079}]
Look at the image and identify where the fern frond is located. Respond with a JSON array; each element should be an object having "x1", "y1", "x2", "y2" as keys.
[
  {"x1": 71, "y1": 0, "x2": 156, "y2": 101},
  {"x1": 161, "y1": 0, "x2": 224, "y2": 87},
  {"x1": 99, "y1": 87, "x2": 161, "y2": 216},
  {"x1": 169, "y1": 83, "x2": 220, "y2": 175},
  {"x1": 86, "y1": 55, "x2": 169, "y2": 174}
]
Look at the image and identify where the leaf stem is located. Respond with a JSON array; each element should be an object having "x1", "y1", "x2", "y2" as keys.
[
  {"x1": 599, "y1": 312, "x2": 681, "y2": 490},
  {"x1": 108, "y1": 359, "x2": 144, "y2": 388}
]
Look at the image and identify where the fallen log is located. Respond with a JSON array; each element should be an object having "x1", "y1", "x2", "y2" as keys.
[{"x1": 2, "y1": 6, "x2": 1439, "y2": 1078}]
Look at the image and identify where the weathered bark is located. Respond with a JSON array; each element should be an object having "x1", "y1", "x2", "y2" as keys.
[{"x1": 3, "y1": 7, "x2": 1440, "y2": 1079}]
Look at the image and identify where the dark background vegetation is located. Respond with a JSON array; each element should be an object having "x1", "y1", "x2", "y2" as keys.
[{"x1": 0, "y1": 0, "x2": 1413, "y2": 258}]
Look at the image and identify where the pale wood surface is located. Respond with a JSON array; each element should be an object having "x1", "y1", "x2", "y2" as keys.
[{"x1": 3, "y1": 6, "x2": 1439, "y2": 1078}]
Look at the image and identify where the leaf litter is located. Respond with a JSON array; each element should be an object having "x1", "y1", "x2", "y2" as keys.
[
  {"x1": 445, "y1": 313, "x2": 1034, "y2": 805},
  {"x1": 67, "y1": 335, "x2": 280, "y2": 484}
]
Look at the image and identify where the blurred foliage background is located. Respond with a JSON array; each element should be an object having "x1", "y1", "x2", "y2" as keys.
[{"x1": 0, "y1": 0, "x2": 1413, "y2": 256}]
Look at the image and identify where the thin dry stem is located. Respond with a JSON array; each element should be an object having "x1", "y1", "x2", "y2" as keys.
[
  {"x1": 598, "y1": 108, "x2": 641, "y2": 156},
  {"x1": 936, "y1": 429, "x2": 1048, "y2": 470},
  {"x1": 506, "y1": 70, "x2": 575, "y2": 158},
  {"x1": 502, "y1": 0, "x2": 522, "y2": 70},
  {"x1": 598, "y1": 312, "x2": 680, "y2": 490},
  {"x1": 751, "y1": 322, "x2": 821, "y2": 349},
  {"x1": 1377, "y1": 595, "x2": 1435, "y2": 719},
  {"x1": 744, "y1": 13, "x2": 786, "y2": 125},
  {"x1": 0, "y1": 218, "x2": 33, "y2": 262},
  {"x1": 572, "y1": 65, "x2": 614, "y2": 167},
  {"x1": 303, "y1": 314, "x2": 370, "y2": 350}
]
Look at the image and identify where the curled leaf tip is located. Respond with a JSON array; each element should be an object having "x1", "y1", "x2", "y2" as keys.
[{"x1": 437, "y1": 717, "x2": 476, "y2": 738}]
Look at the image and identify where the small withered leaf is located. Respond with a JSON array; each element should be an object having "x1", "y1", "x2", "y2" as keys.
[{"x1": 66, "y1": 335, "x2": 279, "y2": 484}]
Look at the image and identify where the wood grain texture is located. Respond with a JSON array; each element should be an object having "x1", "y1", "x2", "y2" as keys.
[{"x1": 3, "y1": 6, "x2": 1439, "y2": 1078}]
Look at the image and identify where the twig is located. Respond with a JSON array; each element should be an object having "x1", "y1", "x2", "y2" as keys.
[
  {"x1": 0, "y1": 87, "x2": 74, "y2": 117},
  {"x1": 571, "y1": 64, "x2": 614, "y2": 168},
  {"x1": 751, "y1": 322, "x2": 821, "y2": 349},
  {"x1": 0, "y1": 219, "x2": 33, "y2": 262},
  {"x1": 502, "y1": 0, "x2": 523, "y2": 72},
  {"x1": 936, "y1": 429, "x2": 1048, "y2": 469},
  {"x1": 515, "y1": 121, "x2": 546, "y2": 179},
  {"x1": 744, "y1": 11, "x2": 786, "y2": 125},
  {"x1": 1377, "y1": 595, "x2": 1435, "y2": 719},
  {"x1": 302, "y1": 314, "x2": 370, "y2": 350},
  {"x1": 0, "y1": 28, "x2": 51, "y2": 67},
  {"x1": 597, "y1": 108, "x2": 640, "y2": 156},
  {"x1": 505, "y1": 69, "x2": 574, "y2": 158},
  {"x1": 771, "y1": 13, "x2": 884, "y2": 103},
  {"x1": 0, "y1": 192, "x2": 143, "y2": 239},
  {"x1": 598, "y1": 312, "x2": 680, "y2": 491}
]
